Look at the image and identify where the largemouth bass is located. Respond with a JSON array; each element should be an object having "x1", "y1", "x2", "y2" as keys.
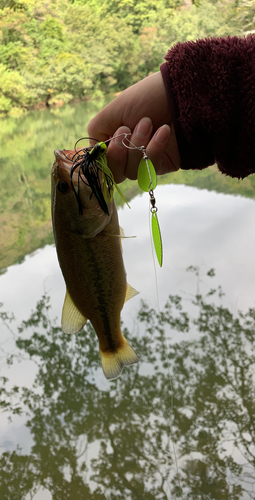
[{"x1": 51, "y1": 148, "x2": 139, "y2": 380}]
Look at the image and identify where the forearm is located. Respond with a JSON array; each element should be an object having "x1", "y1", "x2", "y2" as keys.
[{"x1": 161, "y1": 36, "x2": 255, "y2": 179}]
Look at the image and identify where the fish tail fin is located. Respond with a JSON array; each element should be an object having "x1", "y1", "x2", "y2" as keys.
[{"x1": 99, "y1": 337, "x2": 139, "y2": 381}]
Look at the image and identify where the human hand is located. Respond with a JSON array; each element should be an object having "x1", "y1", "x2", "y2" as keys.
[{"x1": 87, "y1": 72, "x2": 181, "y2": 183}]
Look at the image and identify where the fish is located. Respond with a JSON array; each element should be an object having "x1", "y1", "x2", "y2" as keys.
[{"x1": 51, "y1": 148, "x2": 139, "y2": 380}]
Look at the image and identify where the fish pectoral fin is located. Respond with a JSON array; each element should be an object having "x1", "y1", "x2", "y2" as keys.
[
  {"x1": 119, "y1": 226, "x2": 125, "y2": 252},
  {"x1": 100, "y1": 338, "x2": 139, "y2": 380},
  {"x1": 103, "y1": 229, "x2": 136, "y2": 239},
  {"x1": 125, "y1": 283, "x2": 139, "y2": 303},
  {"x1": 61, "y1": 289, "x2": 87, "y2": 334}
]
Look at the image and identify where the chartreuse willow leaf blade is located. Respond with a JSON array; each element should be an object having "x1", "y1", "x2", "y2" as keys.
[
  {"x1": 138, "y1": 158, "x2": 157, "y2": 192},
  {"x1": 151, "y1": 211, "x2": 163, "y2": 267}
]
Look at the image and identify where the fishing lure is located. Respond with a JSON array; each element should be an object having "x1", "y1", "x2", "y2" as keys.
[
  {"x1": 69, "y1": 138, "x2": 129, "y2": 216},
  {"x1": 68, "y1": 134, "x2": 162, "y2": 266},
  {"x1": 122, "y1": 138, "x2": 163, "y2": 267}
]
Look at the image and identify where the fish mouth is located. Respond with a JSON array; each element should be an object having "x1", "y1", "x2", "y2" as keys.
[
  {"x1": 54, "y1": 149, "x2": 73, "y2": 164},
  {"x1": 53, "y1": 148, "x2": 86, "y2": 176},
  {"x1": 53, "y1": 149, "x2": 87, "y2": 197},
  {"x1": 54, "y1": 148, "x2": 85, "y2": 162},
  {"x1": 52, "y1": 148, "x2": 114, "y2": 220},
  {"x1": 52, "y1": 149, "x2": 73, "y2": 186}
]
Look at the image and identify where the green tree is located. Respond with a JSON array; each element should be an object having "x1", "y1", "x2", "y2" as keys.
[
  {"x1": 0, "y1": 0, "x2": 250, "y2": 115},
  {"x1": 100, "y1": 0, "x2": 182, "y2": 35},
  {"x1": 232, "y1": 0, "x2": 255, "y2": 34}
]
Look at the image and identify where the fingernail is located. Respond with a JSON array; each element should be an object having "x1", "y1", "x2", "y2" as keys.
[
  {"x1": 114, "y1": 127, "x2": 131, "y2": 148},
  {"x1": 135, "y1": 117, "x2": 152, "y2": 139},
  {"x1": 155, "y1": 125, "x2": 170, "y2": 144}
]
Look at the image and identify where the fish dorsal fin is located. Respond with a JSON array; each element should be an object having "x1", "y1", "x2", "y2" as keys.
[
  {"x1": 62, "y1": 289, "x2": 87, "y2": 334},
  {"x1": 125, "y1": 283, "x2": 139, "y2": 303}
]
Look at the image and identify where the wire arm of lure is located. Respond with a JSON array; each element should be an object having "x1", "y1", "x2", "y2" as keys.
[{"x1": 74, "y1": 136, "x2": 99, "y2": 151}]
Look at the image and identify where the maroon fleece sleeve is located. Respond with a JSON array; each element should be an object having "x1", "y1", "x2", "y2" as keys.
[{"x1": 160, "y1": 36, "x2": 255, "y2": 179}]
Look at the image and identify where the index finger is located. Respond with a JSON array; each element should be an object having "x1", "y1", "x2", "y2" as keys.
[{"x1": 106, "y1": 126, "x2": 131, "y2": 183}]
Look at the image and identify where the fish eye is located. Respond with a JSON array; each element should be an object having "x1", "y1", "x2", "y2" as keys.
[{"x1": 57, "y1": 180, "x2": 69, "y2": 193}]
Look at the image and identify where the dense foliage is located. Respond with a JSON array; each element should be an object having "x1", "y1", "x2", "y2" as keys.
[{"x1": 0, "y1": 0, "x2": 252, "y2": 116}]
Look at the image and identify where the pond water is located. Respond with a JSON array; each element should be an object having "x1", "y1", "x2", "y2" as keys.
[{"x1": 1, "y1": 100, "x2": 255, "y2": 499}]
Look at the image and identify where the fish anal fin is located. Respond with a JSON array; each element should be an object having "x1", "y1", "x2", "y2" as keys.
[
  {"x1": 100, "y1": 338, "x2": 139, "y2": 380},
  {"x1": 125, "y1": 283, "x2": 139, "y2": 303},
  {"x1": 62, "y1": 289, "x2": 87, "y2": 334}
]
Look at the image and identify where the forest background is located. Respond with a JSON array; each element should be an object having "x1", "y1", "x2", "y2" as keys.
[{"x1": 0, "y1": 0, "x2": 255, "y2": 117}]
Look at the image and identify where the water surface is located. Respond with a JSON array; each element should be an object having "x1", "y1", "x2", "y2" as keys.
[{"x1": 1, "y1": 102, "x2": 255, "y2": 499}]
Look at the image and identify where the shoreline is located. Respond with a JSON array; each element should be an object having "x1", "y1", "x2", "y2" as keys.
[{"x1": 0, "y1": 92, "x2": 119, "y2": 119}]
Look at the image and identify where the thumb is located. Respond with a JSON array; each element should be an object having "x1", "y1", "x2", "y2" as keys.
[{"x1": 87, "y1": 99, "x2": 124, "y2": 142}]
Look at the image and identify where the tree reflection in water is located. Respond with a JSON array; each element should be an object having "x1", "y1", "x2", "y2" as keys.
[{"x1": 0, "y1": 268, "x2": 255, "y2": 499}]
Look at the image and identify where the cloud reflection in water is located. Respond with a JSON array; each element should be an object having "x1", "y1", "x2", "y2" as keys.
[{"x1": 1, "y1": 185, "x2": 255, "y2": 499}]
